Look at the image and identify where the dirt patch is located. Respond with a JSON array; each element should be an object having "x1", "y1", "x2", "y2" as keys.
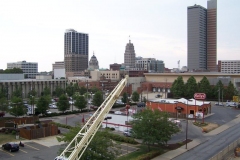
[{"x1": 202, "y1": 123, "x2": 219, "y2": 133}]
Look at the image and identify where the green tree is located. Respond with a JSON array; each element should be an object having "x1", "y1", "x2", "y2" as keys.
[
  {"x1": 12, "y1": 86, "x2": 22, "y2": 98},
  {"x1": 57, "y1": 94, "x2": 70, "y2": 112},
  {"x1": 55, "y1": 86, "x2": 65, "y2": 97},
  {"x1": 92, "y1": 91, "x2": 103, "y2": 107},
  {"x1": 79, "y1": 86, "x2": 87, "y2": 95},
  {"x1": 184, "y1": 76, "x2": 198, "y2": 99},
  {"x1": 43, "y1": 86, "x2": 51, "y2": 96},
  {"x1": 225, "y1": 81, "x2": 238, "y2": 100},
  {"x1": 66, "y1": 84, "x2": 75, "y2": 97},
  {"x1": 36, "y1": 96, "x2": 49, "y2": 114},
  {"x1": 9, "y1": 96, "x2": 26, "y2": 117},
  {"x1": 171, "y1": 76, "x2": 185, "y2": 98},
  {"x1": 57, "y1": 126, "x2": 119, "y2": 159},
  {"x1": 75, "y1": 95, "x2": 87, "y2": 110},
  {"x1": 198, "y1": 76, "x2": 212, "y2": 98},
  {"x1": 28, "y1": 90, "x2": 37, "y2": 98},
  {"x1": 131, "y1": 91, "x2": 139, "y2": 102},
  {"x1": 121, "y1": 92, "x2": 128, "y2": 104},
  {"x1": 213, "y1": 80, "x2": 224, "y2": 99},
  {"x1": 0, "y1": 89, "x2": 8, "y2": 111},
  {"x1": 3, "y1": 67, "x2": 23, "y2": 73},
  {"x1": 90, "y1": 86, "x2": 100, "y2": 93},
  {"x1": 132, "y1": 108, "x2": 179, "y2": 151}
]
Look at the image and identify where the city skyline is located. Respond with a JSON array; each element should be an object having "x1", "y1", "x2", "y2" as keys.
[{"x1": 0, "y1": 0, "x2": 239, "y2": 72}]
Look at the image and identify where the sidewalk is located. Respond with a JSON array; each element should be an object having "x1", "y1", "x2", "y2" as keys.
[{"x1": 152, "y1": 114, "x2": 240, "y2": 160}]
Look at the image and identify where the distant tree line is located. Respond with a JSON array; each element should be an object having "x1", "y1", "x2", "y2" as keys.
[
  {"x1": 0, "y1": 68, "x2": 23, "y2": 74},
  {"x1": 170, "y1": 76, "x2": 239, "y2": 100}
]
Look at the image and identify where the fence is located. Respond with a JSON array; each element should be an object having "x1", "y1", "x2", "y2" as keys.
[
  {"x1": 19, "y1": 123, "x2": 58, "y2": 140},
  {"x1": 209, "y1": 138, "x2": 240, "y2": 160},
  {"x1": 0, "y1": 116, "x2": 39, "y2": 127}
]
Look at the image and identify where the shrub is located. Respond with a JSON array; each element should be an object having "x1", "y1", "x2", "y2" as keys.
[
  {"x1": 106, "y1": 132, "x2": 138, "y2": 144},
  {"x1": 11, "y1": 130, "x2": 16, "y2": 135},
  {"x1": 136, "y1": 150, "x2": 162, "y2": 160}
]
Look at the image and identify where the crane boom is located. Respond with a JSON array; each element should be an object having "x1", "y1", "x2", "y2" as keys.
[{"x1": 58, "y1": 76, "x2": 128, "y2": 160}]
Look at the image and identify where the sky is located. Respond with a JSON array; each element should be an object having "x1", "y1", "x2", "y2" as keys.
[{"x1": 0, "y1": 0, "x2": 239, "y2": 72}]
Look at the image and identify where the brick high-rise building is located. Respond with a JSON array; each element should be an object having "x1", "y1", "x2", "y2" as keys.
[
  {"x1": 64, "y1": 29, "x2": 89, "y2": 77},
  {"x1": 187, "y1": 0, "x2": 217, "y2": 72},
  {"x1": 207, "y1": 0, "x2": 217, "y2": 72}
]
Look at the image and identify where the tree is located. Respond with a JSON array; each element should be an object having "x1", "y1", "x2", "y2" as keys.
[
  {"x1": 66, "y1": 84, "x2": 75, "y2": 97},
  {"x1": 57, "y1": 126, "x2": 119, "y2": 159},
  {"x1": 90, "y1": 86, "x2": 100, "y2": 93},
  {"x1": 212, "y1": 80, "x2": 224, "y2": 99},
  {"x1": 92, "y1": 91, "x2": 103, "y2": 107},
  {"x1": 184, "y1": 76, "x2": 198, "y2": 99},
  {"x1": 0, "y1": 90, "x2": 8, "y2": 112},
  {"x1": 75, "y1": 95, "x2": 87, "y2": 110},
  {"x1": 55, "y1": 86, "x2": 65, "y2": 97},
  {"x1": 9, "y1": 96, "x2": 26, "y2": 117},
  {"x1": 79, "y1": 86, "x2": 87, "y2": 95},
  {"x1": 170, "y1": 76, "x2": 185, "y2": 98},
  {"x1": 121, "y1": 92, "x2": 128, "y2": 104},
  {"x1": 43, "y1": 86, "x2": 51, "y2": 96},
  {"x1": 131, "y1": 108, "x2": 179, "y2": 151},
  {"x1": 131, "y1": 91, "x2": 139, "y2": 102},
  {"x1": 2, "y1": 67, "x2": 23, "y2": 73},
  {"x1": 57, "y1": 94, "x2": 70, "y2": 112},
  {"x1": 225, "y1": 81, "x2": 238, "y2": 100},
  {"x1": 36, "y1": 96, "x2": 49, "y2": 114},
  {"x1": 198, "y1": 76, "x2": 212, "y2": 98},
  {"x1": 12, "y1": 86, "x2": 22, "y2": 98}
]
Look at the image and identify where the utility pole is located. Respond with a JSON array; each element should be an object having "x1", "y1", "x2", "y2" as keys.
[{"x1": 218, "y1": 87, "x2": 220, "y2": 105}]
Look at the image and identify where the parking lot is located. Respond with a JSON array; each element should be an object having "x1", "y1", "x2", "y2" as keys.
[{"x1": 0, "y1": 141, "x2": 60, "y2": 159}]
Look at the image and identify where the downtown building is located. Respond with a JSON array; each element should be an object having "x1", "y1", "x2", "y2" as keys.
[
  {"x1": 64, "y1": 29, "x2": 89, "y2": 77},
  {"x1": 124, "y1": 40, "x2": 136, "y2": 70},
  {"x1": 187, "y1": 0, "x2": 217, "y2": 72},
  {"x1": 7, "y1": 60, "x2": 38, "y2": 79}
]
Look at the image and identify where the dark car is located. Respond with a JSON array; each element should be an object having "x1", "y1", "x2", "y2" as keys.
[
  {"x1": 137, "y1": 102, "x2": 145, "y2": 107},
  {"x1": 2, "y1": 142, "x2": 19, "y2": 152}
]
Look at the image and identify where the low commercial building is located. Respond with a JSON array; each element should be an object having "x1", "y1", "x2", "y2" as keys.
[{"x1": 146, "y1": 98, "x2": 211, "y2": 119}]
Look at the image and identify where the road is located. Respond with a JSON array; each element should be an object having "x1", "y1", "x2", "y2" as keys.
[{"x1": 173, "y1": 122, "x2": 240, "y2": 160}]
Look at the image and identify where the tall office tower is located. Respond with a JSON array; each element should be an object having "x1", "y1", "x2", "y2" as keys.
[
  {"x1": 187, "y1": 4, "x2": 207, "y2": 71},
  {"x1": 207, "y1": 0, "x2": 217, "y2": 71},
  {"x1": 124, "y1": 40, "x2": 136, "y2": 69},
  {"x1": 64, "y1": 29, "x2": 89, "y2": 77},
  {"x1": 187, "y1": 0, "x2": 217, "y2": 72}
]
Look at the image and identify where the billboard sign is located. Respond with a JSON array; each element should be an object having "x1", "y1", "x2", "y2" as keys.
[{"x1": 194, "y1": 93, "x2": 206, "y2": 100}]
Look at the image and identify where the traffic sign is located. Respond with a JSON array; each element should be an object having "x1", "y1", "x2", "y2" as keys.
[{"x1": 194, "y1": 93, "x2": 206, "y2": 100}]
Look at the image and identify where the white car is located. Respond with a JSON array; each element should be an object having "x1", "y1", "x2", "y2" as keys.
[
  {"x1": 49, "y1": 104, "x2": 57, "y2": 109},
  {"x1": 114, "y1": 111, "x2": 122, "y2": 115},
  {"x1": 215, "y1": 102, "x2": 224, "y2": 106},
  {"x1": 46, "y1": 110, "x2": 52, "y2": 114}
]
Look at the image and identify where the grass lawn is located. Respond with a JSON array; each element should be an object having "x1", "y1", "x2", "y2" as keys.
[
  {"x1": 0, "y1": 133, "x2": 24, "y2": 145},
  {"x1": 116, "y1": 145, "x2": 164, "y2": 160}
]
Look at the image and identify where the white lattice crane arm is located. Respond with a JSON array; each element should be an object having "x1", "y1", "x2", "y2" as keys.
[{"x1": 58, "y1": 76, "x2": 128, "y2": 160}]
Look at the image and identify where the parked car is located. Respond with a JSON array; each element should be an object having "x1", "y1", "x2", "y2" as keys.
[
  {"x1": 114, "y1": 111, "x2": 122, "y2": 115},
  {"x1": 49, "y1": 104, "x2": 57, "y2": 109},
  {"x1": 123, "y1": 129, "x2": 133, "y2": 137},
  {"x1": 2, "y1": 142, "x2": 19, "y2": 152},
  {"x1": 215, "y1": 102, "x2": 224, "y2": 106},
  {"x1": 226, "y1": 101, "x2": 237, "y2": 107},
  {"x1": 46, "y1": 110, "x2": 52, "y2": 114},
  {"x1": 155, "y1": 94, "x2": 161, "y2": 98},
  {"x1": 137, "y1": 102, "x2": 145, "y2": 107}
]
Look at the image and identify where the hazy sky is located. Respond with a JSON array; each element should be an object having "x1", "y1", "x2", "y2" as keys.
[{"x1": 0, "y1": 0, "x2": 239, "y2": 72}]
